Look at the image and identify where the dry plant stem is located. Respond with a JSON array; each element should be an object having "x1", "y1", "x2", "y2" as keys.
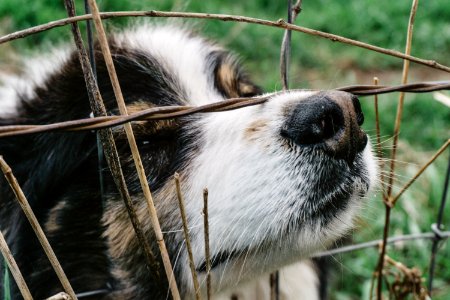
[
  {"x1": 0, "y1": 227, "x2": 33, "y2": 300},
  {"x1": 377, "y1": 1, "x2": 419, "y2": 298},
  {"x1": 0, "y1": 157, "x2": 77, "y2": 300},
  {"x1": 376, "y1": 207, "x2": 391, "y2": 300},
  {"x1": 63, "y1": 0, "x2": 160, "y2": 282},
  {"x1": 373, "y1": 77, "x2": 382, "y2": 169},
  {"x1": 385, "y1": 256, "x2": 411, "y2": 277},
  {"x1": 387, "y1": 0, "x2": 419, "y2": 200},
  {"x1": 270, "y1": 272, "x2": 279, "y2": 300},
  {"x1": 272, "y1": 0, "x2": 303, "y2": 294},
  {"x1": 174, "y1": 174, "x2": 201, "y2": 300},
  {"x1": 46, "y1": 292, "x2": 71, "y2": 300},
  {"x1": 392, "y1": 139, "x2": 450, "y2": 204},
  {"x1": 1, "y1": 11, "x2": 450, "y2": 73},
  {"x1": 203, "y1": 189, "x2": 212, "y2": 300},
  {"x1": 279, "y1": 0, "x2": 302, "y2": 90},
  {"x1": 279, "y1": 0, "x2": 291, "y2": 90},
  {"x1": 373, "y1": 77, "x2": 387, "y2": 200},
  {"x1": 369, "y1": 272, "x2": 377, "y2": 300},
  {"x1": 86, "y1": 0, "x2": 180, "y2": 298}
]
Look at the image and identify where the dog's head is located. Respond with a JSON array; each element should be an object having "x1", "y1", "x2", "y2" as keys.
[
  {"x1": 0, "y1": 24, "x2": 377, "y2": 298},
  {"x1": 101, "y1": 25, "x2": 377, "y2": 297}
]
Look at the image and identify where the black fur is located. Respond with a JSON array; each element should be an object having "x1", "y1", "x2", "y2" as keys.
[{"x1": 0, "y1": 36, "x2": 262, "y2": 299}]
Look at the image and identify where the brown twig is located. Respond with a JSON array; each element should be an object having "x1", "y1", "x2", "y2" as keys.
[
  {"x1": 0, "y1": 157, "x2": 77, "y2": 300},
  {"x1": 280, "y1": 0, "x2": 303, "y2": 90},
  {"x1": 46, "y1": 292, "x2": 71, "y2": 300},
  {"x1": 373, "y1": 77, "x2": 387, "y2": 200},
  {"x1": 391, "y1": 139, "x2": 450, "y2": 205},
  {"x1": 373, "y1": 77, "x2": 382, "y2": 164},
  {"x1": 174, "y1": 173, "x2": 201, "y2": 300},
  {"x1": 203, "y1": 189, "x2": 212, "y2": 300},
  {"x1": 0, "y1": 228, "x2": 33, "y2": 300},
  {"x1": 62, "y1": 0, "x2": 161, "y2": 282},
  {"x1": 377, "y1": 1, "x2": 419, "y2": 298},
  {"x1": 1, "y1": 11, "x2": 450, "y2": 73},
  {"x1": 384, "y1": 255, "x2": 428, "y2": 299},
  {"x1": 270, "y1": 272, "x2": 279, "y2": 300},
  {"x1": 386, "y1": 0, "x2": 420, "y2": 201},
  {"x1": 369, "y1": 271, "x2": 377, "y2": 300},
  {"x1": 86, "y1": 0, "x2": 180, "y2": 298}
]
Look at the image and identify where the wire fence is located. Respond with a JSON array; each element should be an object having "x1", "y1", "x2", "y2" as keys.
[{"x1": 0, "y1": 0, "x2": 449, "y2": 299}]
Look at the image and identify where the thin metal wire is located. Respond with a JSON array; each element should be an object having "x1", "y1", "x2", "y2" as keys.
[
  {"x1": 428, "y1": 149, "x2": 450, "y2": 294},
  {"x1": 84, "y1": 0, "x2": 106, "y2": 206},
  {"x1": 313, "y1": 231, "x2": 450, "y2": 258}
]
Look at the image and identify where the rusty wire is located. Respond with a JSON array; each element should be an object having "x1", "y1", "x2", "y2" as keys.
[
  {"x1": 1, "y1": 11, "x2": 450, "y2": 73},
  {"x1": 0, "y1": 82, "x2": 449, "y2": 139}
]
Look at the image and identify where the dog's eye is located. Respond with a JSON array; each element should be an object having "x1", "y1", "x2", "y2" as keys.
[{"x1": 238, "y1": 81, "x2": 263, "y2": 97}]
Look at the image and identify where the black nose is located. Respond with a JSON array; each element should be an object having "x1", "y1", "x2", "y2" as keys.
[{"x1": 281, "y1": 92, "x2": 368, "y2": 164}]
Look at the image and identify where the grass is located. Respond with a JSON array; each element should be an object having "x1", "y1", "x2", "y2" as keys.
[
  {"x1": 2, "y1": 260, "x2": 11, "y2": 300},
  {"x1": 1, "y1": 0, "x2": 449, "y2": 299}
]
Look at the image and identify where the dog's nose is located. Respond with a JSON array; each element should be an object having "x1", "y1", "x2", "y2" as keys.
[{"x1": 281, "y1": 91, "x2": 368, "y2": 164}]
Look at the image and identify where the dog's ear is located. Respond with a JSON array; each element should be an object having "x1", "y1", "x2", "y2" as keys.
[{"x1": 212, "y1": 51, "x2": 263, "y2": 98}]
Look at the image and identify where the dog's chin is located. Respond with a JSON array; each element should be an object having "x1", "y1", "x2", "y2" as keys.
[{"x1": 196, "y1": 151, "x2": 372, "y2": 274}]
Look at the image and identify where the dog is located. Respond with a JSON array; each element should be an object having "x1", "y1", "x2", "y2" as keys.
[{"x1": 0, "y1": 23, "x2": 377, "y2": 299}]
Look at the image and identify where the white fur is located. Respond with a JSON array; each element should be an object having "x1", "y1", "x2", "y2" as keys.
[
  {"x1": 0, "y1": 48, "x2": 70, "y2": 117},
  {"x1": 115, "y1": 24, "x2": 224, "y2": 106},
  {"x1": 1, "y1": 24, "x2": 378, "y2": 298},
  {"x1": 171, "y1": 91, "x2": 377, "y2": 296},
  {"x1": 215, "y1": 261, "x2": 319, "y2": 300}
]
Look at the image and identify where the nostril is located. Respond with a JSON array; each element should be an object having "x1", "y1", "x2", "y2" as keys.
[
  {"x1": 281, "y1": 97, "x2": 345, "y2": 146},
  {"x1": 352, "y1": 96, "x2": 364, "y2": 126},
  {"x1": 281, "y1": 93, "x2": 368, "y2": 165},
  {"x1": 322, "y1": 110, "x2": 343, "y2": 141}
]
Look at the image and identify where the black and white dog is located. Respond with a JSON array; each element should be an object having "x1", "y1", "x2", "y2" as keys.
[{"x1": 0, "y1": 24, "x2": 377, "y2": 299}]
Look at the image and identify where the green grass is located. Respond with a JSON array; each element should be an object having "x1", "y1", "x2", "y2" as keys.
[
  {"x1": 1, "y1": 0, "x2": 449, "y2": 299},
  {"x1": 2, "y1": 259, "x2": 11, "y2": 300}
]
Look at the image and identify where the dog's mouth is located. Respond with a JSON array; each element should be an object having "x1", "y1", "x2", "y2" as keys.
[
  {"x1": 306, "y1": 175, "x2": 369, "y2": 221},
  {"x1": 193, "y1": 144, "x2": 371, "y2": 273},
  {"x1": 195, "y1": 168, "x2": 370, "y2": 274},
  {"x1": 196, "y1": 249, "x2": 243, "y2": 273}
]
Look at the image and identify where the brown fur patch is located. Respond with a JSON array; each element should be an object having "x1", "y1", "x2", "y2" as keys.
[
  {"x1": 126, "y1": 101, "x2": 156, "y2": 115},
  {"x1": 102, "y1": 200, "x2": 140, "y2": 260},
  {"x1": 216, "y1": 62, "x2": 240, "y2": 98},
  {"x1": 44, "y1": 200, "x2": 67, "y2": 234},
  {"x1": 214, "y1": 56, "x2": 262, "y2": 98},
  {"x1": 110, "y1": 101, "x2": 180, "y2": 138},
  {"x1": 244, "y1": 119, "x2": 269, "y2": 141}
]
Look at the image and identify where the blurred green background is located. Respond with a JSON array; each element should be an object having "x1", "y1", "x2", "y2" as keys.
[{"x1": 1, "y1": 0, "x2": 449, "y2": 299}]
